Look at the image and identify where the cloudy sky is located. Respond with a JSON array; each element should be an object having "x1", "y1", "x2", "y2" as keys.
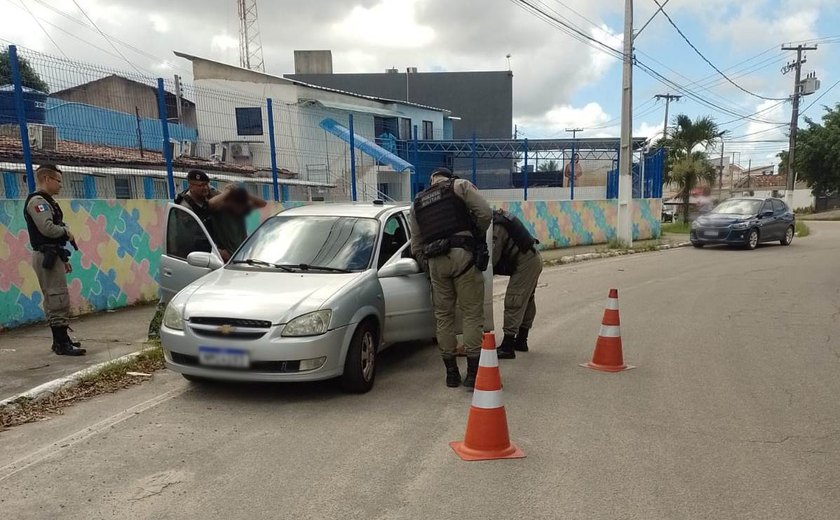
[{"x1": 2, "y1": 0, "x2": 838, "y2": 167}]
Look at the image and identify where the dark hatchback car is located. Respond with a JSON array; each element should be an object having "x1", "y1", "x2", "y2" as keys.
[{"x1": 690, "y1": 197, "x2": 796, "y2": 250}]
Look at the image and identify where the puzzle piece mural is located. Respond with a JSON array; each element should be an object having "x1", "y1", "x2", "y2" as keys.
[{"x1": 0, "y1": 198, "x2": 661, "y2": 330}]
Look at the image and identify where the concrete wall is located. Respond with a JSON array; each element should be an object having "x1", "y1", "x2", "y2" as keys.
[{"x1": 0, "y1": 198, "x2": 661, "y2": 330}]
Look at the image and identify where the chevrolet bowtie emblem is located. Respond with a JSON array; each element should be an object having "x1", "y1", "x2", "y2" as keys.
[{"x1": 217, "y1": 324, "x2": 236, "y2": 335}]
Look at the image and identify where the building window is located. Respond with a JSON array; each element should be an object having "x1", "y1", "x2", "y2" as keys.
[
  {"x1": 422, "y1": 120, "x2": 433, "y2": 140},
  {"x1": 400, "y1": 118, "x2": 412, "y2": 140},
  {"x1": 235, "y1": 107, "x2": 263, "y2": 136},
  {"x1": 114, "y1": 177, "x2": 133, "y2": 199}
]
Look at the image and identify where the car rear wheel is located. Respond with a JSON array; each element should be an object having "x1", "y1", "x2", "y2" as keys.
[
  {"x1": 745, "y1": 228, "x2": 759, "y2": 250},
  {"x1": 340, "y1": 320, "x2": 378, "y2": 393},
  {"x1": 781, "y1": 225, "x2": 794, "y2": 246}
]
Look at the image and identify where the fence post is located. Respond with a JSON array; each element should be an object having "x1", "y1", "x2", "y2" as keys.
[
  {"x1": 156, "y1": 78, "x2": 176, "y2": 200},
  {"x1": 9, "y1": 46, "x2": 35, "y2": 193},
  {"x1": 349, "y1": 114, "x2": 357, "y2": 201},
  {"x1": 471, "y1": 133, "x2": 477, "y2": 186},
  {"x1": 266, "y1": 98, "x2": 280, "y2": 202},
  {"x1": 570, "y1": 142, "x2": 576, "y2": 200},
  {"x1": 523, "y1": 138, "x2": 529, "y2": 201}
]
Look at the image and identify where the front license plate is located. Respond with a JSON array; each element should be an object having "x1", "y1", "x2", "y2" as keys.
[
  {"x1": 198, "y1": 347, "x2": 250, "y2": 368},
  {"x1": 703, "y1": 230, "x2": 717, "y2": 237}
]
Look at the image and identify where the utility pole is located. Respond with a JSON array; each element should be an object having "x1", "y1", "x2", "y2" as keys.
[
  {"x1": 654, "y1": 93, "x2": 681, "y2": 141},
  {"x1": 717, "y1": 140, "x2": 725, "y2": 199},
  {"x1": 617, "y1": 0, "x2": 634, "y2": 246},
  {"x1": 566, "y1": 128, "x2": 583, "y2": 200},
  {"x1": 173, "y1": 74, "x2": 183, "y2": 124},
  {"x1": 565, "y1": 127, "x2": 583, "y2": 139},
  {"x1": 781, "y1": 44, "x2": 818, "y2": 207}
]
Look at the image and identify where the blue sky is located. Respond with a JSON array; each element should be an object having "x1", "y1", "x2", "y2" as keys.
[{"x1": 1, "y1": 0, "x2": 838, "y2": 168}]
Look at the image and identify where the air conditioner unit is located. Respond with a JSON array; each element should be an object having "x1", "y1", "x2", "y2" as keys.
[
  {"x1": 168, "y1": 139, "x2": 182, "y2": 158},
  {"x1": 181, "y1": 141, "x2": 195, "y2": 157},
  {"x1": 210, "y1": 142, "x2": 227, "y2": 163},
  {"x1": 28, "y1": 124, "x2": 57, "y2": 151},
  {"x1": 229, "y1": 142, "x2": 252, "y2": 160}
]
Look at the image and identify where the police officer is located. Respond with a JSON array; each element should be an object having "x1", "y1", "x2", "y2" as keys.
[
  {"x1": 174, "y1": 169, "x2": 223, "y2": 227},
  {"x1": 492, "y1": 209, "x2": 542, "y2": 359},
  {"x1": 25, "y1": 164, "x2": 85, "y2": 356},
  {"x1": 409, "y1": 168, "x2": 492, "y2": 388}
]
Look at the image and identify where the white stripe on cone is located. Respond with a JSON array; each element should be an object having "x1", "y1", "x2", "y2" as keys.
[
  {"x1": 599, "y1": 324, "x2": 621, "y2": 338},
  {"x1": 479, "y1": 348, "x2": 499, "y2": 367},
  {"x1": 605, "y1": 298, "x2": 619, "y2": 310},
  {"x1": 472, "y1": 389, "x2": 504, "y2": 409}
]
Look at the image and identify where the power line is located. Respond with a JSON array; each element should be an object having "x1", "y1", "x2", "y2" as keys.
[
  {"x1": 652, "y1": 0, "x2": 787, "y2": 101},
  {"x1": 800, "y1": 78, "x2": 840, "y2": 116},
  {"x1": 17, "y1": 0, "x2": 67, "y2": 58},
  {"x1": 69, "y1": 0, "x2": 145, "y2": 75}
]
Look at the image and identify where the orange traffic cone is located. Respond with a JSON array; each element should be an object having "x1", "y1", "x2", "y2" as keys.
[
  {"x1": 450, "y1": 338, "x2": 525, "y2": 461},
  {"x1": 456, "y1": 331, "x2": 495, "y2": 356},
  {"x1": 581, "y1": 289, "x2": 635, "y2": 372}
]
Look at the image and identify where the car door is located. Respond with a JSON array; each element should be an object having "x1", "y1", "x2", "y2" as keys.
[
  {"x1": 772, "y1": 199, "x2": 792, "y2": 236},
  {"x1": 757, "y1": 200, "x2": 778, "y2": 240},
  {"x1": 159, "y1": 203, "x2": 223, "y2": 304},
  {"x1": 378, "y1": 211, "x2": 436, "y2": 344}
]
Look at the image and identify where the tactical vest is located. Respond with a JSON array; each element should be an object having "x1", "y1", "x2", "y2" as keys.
[
  {"x1": 493, "y1": 209, "x2": 537, "y2": 275},
  {"x1": 413, "y1": 180, "x2": 473, "y2": 243},
  {"x1": 24, "y1": 191, "x2": 67, "y2": 249}
]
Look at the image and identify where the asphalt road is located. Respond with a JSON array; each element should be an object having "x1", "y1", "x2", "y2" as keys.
[{"x1": 2, "y1": 222, "x2": 839, "y2": 520}]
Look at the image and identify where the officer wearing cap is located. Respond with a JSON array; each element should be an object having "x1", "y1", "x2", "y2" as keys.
[
  {"x1": 409, "y1": 167, "x2": 492, "y2": 388},
  {"x1": 25, "y1": 164, "x2": 85, "y2": 356},
  {"x1": 492, "y1": 209, "x2": 543, "y2": 359},
  {"x1": 175, "y1": 169, "x2": 224, "y2": 228},
  {"x1": 209, "y1": 183, "x2": 267, "y2": 261}
]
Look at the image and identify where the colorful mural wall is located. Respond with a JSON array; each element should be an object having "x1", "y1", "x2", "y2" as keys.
[{"x1": 0, "y1": 198, "x2": 661, "y2": 330}]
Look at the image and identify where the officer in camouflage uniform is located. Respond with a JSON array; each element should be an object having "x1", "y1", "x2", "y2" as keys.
[
  {"x1": 24, "y1": 164, "x2": 85, "y2": 356},
  {"x1": 409, "y1": 168, "x2": 492, "y2": 388},
  {"x1": 492, "y1": 209, "x2": 542, "y2": 359}
]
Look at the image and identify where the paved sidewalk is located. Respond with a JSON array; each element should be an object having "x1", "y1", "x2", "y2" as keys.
[{"x1": 0, "y1": 306, "x2": 155, "y2": 402}]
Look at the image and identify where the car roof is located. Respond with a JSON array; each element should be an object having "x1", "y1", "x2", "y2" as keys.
[{"x1": 276, "y1": 202, "x2": 410, "y2": 219}]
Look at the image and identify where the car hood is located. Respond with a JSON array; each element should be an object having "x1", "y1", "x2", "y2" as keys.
[
  {"x1": 698, "y1": 214, "x2": 754, "y2": 225},
  {"x1": 182, "y1": 268, "x2": 363, "y2": 325}
]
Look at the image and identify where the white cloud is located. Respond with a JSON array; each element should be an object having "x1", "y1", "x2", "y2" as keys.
[
  {"x1": 333, "y1": 0, "x2": 435, "y2": 49},
  {"x1": 149, "y1": 14, "x2": 170, "y2": 33}
]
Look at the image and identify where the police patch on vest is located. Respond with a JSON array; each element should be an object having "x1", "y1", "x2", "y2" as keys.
[{"x1": 35, "y1": 203, "x2": 49, "y2": 213}]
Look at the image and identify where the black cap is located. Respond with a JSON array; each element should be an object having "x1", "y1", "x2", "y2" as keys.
[
  {"x1": 187, "y1": 169, "x2": 210, "y2": 183},
  {"x1": 430, "y1": 167, "x2": 453, "y2": 179}
]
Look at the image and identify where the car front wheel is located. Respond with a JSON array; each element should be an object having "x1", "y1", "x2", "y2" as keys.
[
  {"x1": 340, "y1": 320, "x2": 378, "y2": 393},
  {"x1": 781, "y1": 225, "x2": 794, "y2": 246},
  {"x1": 692, "y1": 241, "x2": 704, "y2": 248},
  {"x1": 745, "y1": 228, "x2": 760, "y2": 250}
]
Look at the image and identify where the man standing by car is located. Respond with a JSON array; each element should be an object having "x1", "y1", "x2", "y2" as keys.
[
  {"x1": 174, "y1": 169, "x2": 225, "y2": 232},
  {"x1": 209, "y1": 184, "x2": 267, "y2": 261},
  {"x1": 25, "y1": 164, "x2": 86, "y2": 356},
  {"x1": 491, "y1": 209, "x2": 542, "y2": 359},
  {"x1": 409, "y1": 167, "x2": 492, "y2": 389}
]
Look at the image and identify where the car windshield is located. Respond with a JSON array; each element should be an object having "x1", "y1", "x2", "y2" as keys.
[
  {"x1": 712, "y1": 199, "x2": 763, "y2": 215},
  {"x1": 231, "y1": 215, "x2": 378, "y2": 272}
]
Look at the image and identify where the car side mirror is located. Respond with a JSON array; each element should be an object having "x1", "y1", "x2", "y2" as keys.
[
  {"x1": 187, "y1": 251, "x2": 223, "y2": 270},
  {"x1": 378, "y1": 258, "x2": 420, "y2": 278}
]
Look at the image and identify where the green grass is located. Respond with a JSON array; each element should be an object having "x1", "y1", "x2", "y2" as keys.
[
  {"x1": 795, "y1": 221, "x2": 810, "y2": 237},
  {"x1": 661, "y1": 222, "x2": 691, "y2": 234}
]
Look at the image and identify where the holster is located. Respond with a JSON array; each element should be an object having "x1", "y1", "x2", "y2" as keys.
[
  {"x1": 423, "y1": 238, "x2": 451, "y2": 258},
  {"x1": 38, "y1": 245, "x2": 70, "y2": 269}
]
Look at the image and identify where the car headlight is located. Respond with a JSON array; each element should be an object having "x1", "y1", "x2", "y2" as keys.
[
  {"x1": 282, "y1": 310, "x2": 332, "y2": 337},
  {"x1": 163, "y1": 301, "x2": 185, "y2": 331},
  {"x1": 731, "y1": 221, "x2": 750, "y2": 230},
  {"x1": 691, "y1": 220, "x2": 701, "y2": 228}
]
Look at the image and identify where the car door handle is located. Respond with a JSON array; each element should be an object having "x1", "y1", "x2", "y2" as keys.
[{"x1": 162, "y1": 268, "x2": 173, "y2": 277}]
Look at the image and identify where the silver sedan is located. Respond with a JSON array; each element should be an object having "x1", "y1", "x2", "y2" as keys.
[{"x1": 158, "y1": 201, "x2": 492, "y2": 393}]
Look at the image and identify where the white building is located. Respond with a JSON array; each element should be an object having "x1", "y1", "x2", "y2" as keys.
[{"x1": 174, "y1": 52, "x2": 452, "y2": 201}]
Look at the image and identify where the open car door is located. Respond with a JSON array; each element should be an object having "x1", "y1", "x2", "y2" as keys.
[{"x1": 159, "y1": 203, "x2": 223, "y2": 304}]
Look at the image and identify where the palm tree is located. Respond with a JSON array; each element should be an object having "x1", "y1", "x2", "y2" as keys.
[
  {"x1": 538, "y1": 160, "x2": 560, "y2": 172},
  {"x1": 659, "y1": 114, "x2": 723, "y2": 223}
]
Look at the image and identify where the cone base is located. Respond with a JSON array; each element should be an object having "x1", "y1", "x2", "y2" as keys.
[
  {"x1": 449, "y1": 440, "x2": 525, "y2": 461},
  {"x1": 580, "y1": 362, "x2": 636, "y2": 372}
]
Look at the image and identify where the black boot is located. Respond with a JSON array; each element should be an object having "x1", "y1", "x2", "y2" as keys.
[
  {"x1": 67, "y1": 326, "x2": 82, "y2": 348},
  {"x1": 497, "y1": 334, "x2": 517, "y2": 359},
  {"x1": 443, "y1": 357, "x2": 461, "y2": 388},
  {"x1": 463, "y1": 356, "x2": 479, "y2": 388},
  {"x1": 514, "y1": 327, "x2": 530, "y2": 352},
  {"x1": 52, "y1": 326, "x2": 86, "y2": 356}
]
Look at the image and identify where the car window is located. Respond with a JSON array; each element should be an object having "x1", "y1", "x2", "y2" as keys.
[
  {"x1": 378, "y1": 214, "x2": 409, "y2": 268},
  {"x1": 166, "y1": 208, "x2": 212, "y2": 260},
  {"x1": 761, "y1": 201, "x2": 774, "y2": 215},
  {"x1": 712, "y1": 199, "x2": 763, "y2": 215},
  {"x1": 772, "y1": 199, "x2": 787, "y2": 215},
  {"x1": 233, "y1": 215, "x2": 378, "y2": 272}
]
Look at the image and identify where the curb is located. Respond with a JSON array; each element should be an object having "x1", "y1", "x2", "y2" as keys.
[
  {"x1": 543, "y1": 241, "x2": 691, "y2": 267},
  {"x1": 0, "y1": 346, "x2": 158, "y2": 412}
]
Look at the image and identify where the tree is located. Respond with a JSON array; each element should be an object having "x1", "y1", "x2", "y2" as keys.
[
  {"x1": 656, "y1": 114, "x2": 722, "y2": 223},
  {"x1": 795, "y1": 103, "x2": 840, "y2": 197},
  {"x1": 776, "y1": 150, "x2": 789, "y2": 177},
  {"x1": 538, "y1": 159, "x2": 559, "y2": 172},
  {"x1": 0, "y1": 48, "x2": 49, "y2": 93}
]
